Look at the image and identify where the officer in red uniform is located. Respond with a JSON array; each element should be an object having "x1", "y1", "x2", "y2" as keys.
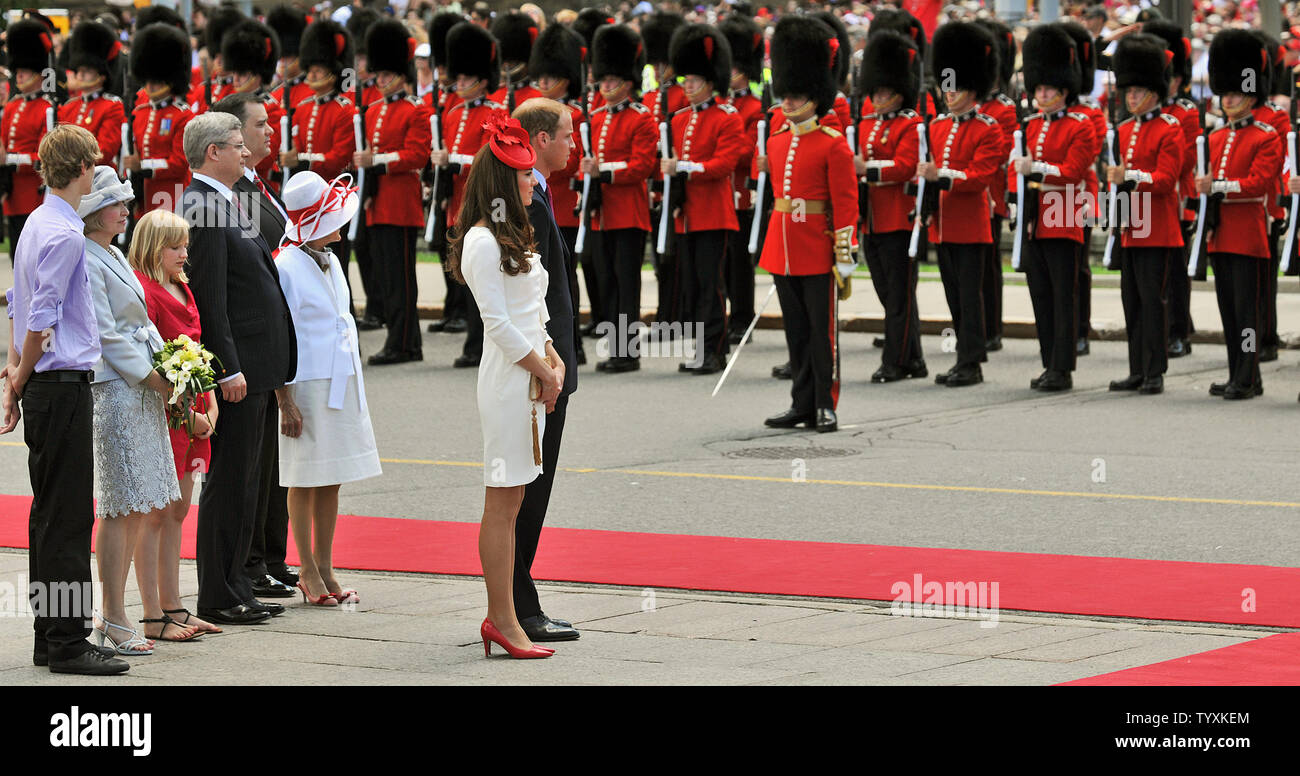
[
  {"x1": 856, "y1": 30, "x2": 926, "y2": 383},
  {"x1": 720, "y1": 14, "x2": 766, "y2": 347},
  {"x1": 974, "y1": 17, "x2": 1018, "y2": 352},
  {"x1": 584, "y1": 24, "x2": 658, "y2": 373},
  {"x1": 124, "y1": 23, "x2": 194, "y2": 216},
  {"x1": 268, "y1": 5, "x2": 313, "y2": 110},
  {"x1": 924, "y1": 22, "x2": 1004, "y2": 387},
  {"x1": 490, "y1": 12, "x2": 544, "y2": 112},
  {"x1": 0, "y1": 19, "x2": 56, "y2": 247},
  {"x1": 1105, "y1": 34, "x2": 1185, "y2": 396},
  {"x1": 662, "y1": 24, "x2": 747, "y2": 375},
  {"x1": 345, "y1": 6, "x2": 385, "y2": 330},
  {"x1": 1144, "y1": 19, "x2": 1200, "y2": 359},
  {"x1": 59, "y1": 21, "x2": 125, "y2": 173},
  {"x1": 423, "y1": 10, "x2": 468, "y2": 334},
  {"x1": 758, "y1": 16, "x2": 858, "y2": 433},
  {"x1": 188, "y1": 7, "x2": 245, "y2": 114},
  {"x1": 1013, "y1": 25, "x2": 1096, "y2": 392},
  {"x1": 1198, "y1": 30, "x2": 1283, "y2": 400},
  {"x1": 433, "y1": 21, "x2": 507, "y2": 367},
  {"x1": 810, "y1": 11, "x2": 854, "y2": 132},
  {"x1": 222, "y1": 20, "x2": 288, "y2": 192},
  {"x1": 1251, "y1": 32, "x2": 1289, "y2": 364},
  {"x1": 355, "y1": 19, "x2": 433, "y2": 366},
  {"x1": 641, "y1": 11, "x2": 689, "y2": 331},
  {"x1": 1060, "y1": 22, "x2": 1106, "y2": 357},
  {"x1": 347, "y1": 8, "x2": 385, "y2": 109}
]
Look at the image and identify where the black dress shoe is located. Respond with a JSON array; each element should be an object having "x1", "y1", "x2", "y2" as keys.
[
  {"x1": 771, "y1": 361, "x2": 792, "y2": 379},
  {"x1": 692, "y1": 354, "x2": 725, "y2": 375},
  {"x1": 1037, "y1": 370, "x2": 1072, "y2": 392},
  {"x1": 244, "y1": 599, "x2": 285, "y2": 617},
  {"x1": 426, "y1": 319, "x2": 447, "y2": 333},
  {"x1": 1076, "y1": 338, "x2": 1090, "y2": 356},
  {"x1": 904, "y1": 359, "x2": 928, "y2": 378},
  {"x1": 48, "y1": 649, "x2": 129, "y2": 676},
  {"x1": 540, "y1": 612, "x2": 572, "y2": 628},
  {"x1": 35, "y1": 643, "x2": 116, "y2": 667},
  {"x1": 1209, "y1": 381, "x2": 1228, "y2": 397},
  {"x1": 985, "y1": 336, "x2": 1003, "y2": 352},
  {"x1": 1167, "y1": 338, "x2": 1191, "y2": 358},
  {"x1": 268, "y1": 567, "x2": 300, "y2": 587},
  {"x1": 602, "y1": 357, "x2": 640, "y2": 373},
  {"x1": 197, "y1": 605, "x2": 272, "y2": 625},
  {"x1": 1260, "y1": 344, "x2": 1279, "y2": 362},
  {"x1": 934, "y1": 366, "x2": 956, "y2": 385},
  {"x1": 452, "y1": 354, "x2": 480, "y2": 368},
  {"x1": 727, "y1": 330, "x2": 745, "y2": 346},
  {"x1": 580, "y1": 321, "x2": 601, "y2": 338},
  {"x1": 442, "y1": 317, "x2": 468, "y2": 333},
  {"x1": 815, "y1": 408, "x2": 837, "y2": 433},
  {"x1": 765, "y1": 407, "x2": 814, "y2": 428},
  {"x1": 1138, "y1": 375, "x2": 1164, "y2": 395},
  {"x1": 250, "y1": 574, "x2": 297, "y2": 598},
  {"x1": 1109, "y1": 375, "x2": 1143, "y2": 391},
  {"x1": 368, "y1": 349, "x2": 414, "y2": 366},
  {"x1": 945, "y1": 366, "x2": 983, "y2": 387},
  {"x1": 520, "y1": 615, "x2": 580, "y2": 642},
  {"x1": 576, "y1": 348, "x2": 587, "y2": 366},
  {"x1": 1223, "y1": 382, "x2": 1261, "y2": 400},
  {"x1": 872, "y1": 336, "x2": 885, "y2": 348},
  {"x1": 355, "y1": 316, "x2": 384, "y2": 331},
  {"x1": 872, "y1": 365, "x2": 906, "y2": 383},
  {"x1": 1030, "y1": 370, "x2": 1049, "y2": 390}
]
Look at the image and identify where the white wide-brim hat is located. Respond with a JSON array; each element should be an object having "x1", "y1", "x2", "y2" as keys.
[
  {"x1": 281, "y1": 171, "x2": 359, "y2": 245},
  {"x1": 77, "y1": 165, "x2": 134, "y2": 219}
]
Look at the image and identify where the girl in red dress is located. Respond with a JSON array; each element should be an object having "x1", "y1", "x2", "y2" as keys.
[{"x1": 130, "y1": 209, "x2": 221, "y2": 636}]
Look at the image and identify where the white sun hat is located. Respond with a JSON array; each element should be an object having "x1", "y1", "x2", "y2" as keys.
[
  {"x1": 281, "y1": 171, "x2": 359, "y2": 246},
  {"x1": 77, "y1": 165, "x2": 134, "y2": 219}
]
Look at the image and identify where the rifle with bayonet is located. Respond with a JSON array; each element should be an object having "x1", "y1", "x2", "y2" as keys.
[
  {"x1": 1010, "y1": 89, "x2": 1033, "y2": 272},
  {"x1": 655, "y1": 83, "x2": 684, "y2": 255},
  {"x1": 1282, "y1": 69, "x2": 1300, "y2": 275},
  {"x1": 1186, "y1": 100, "x2": 1216, "y2": 280},
  {"x1": 907, "y1": 57, "x2": 934, "y2": 258},
  {"x1": 1102, "y1": 71, "x2": 1121, "y2": 269},
  {"x1": 423, "y1": 83, "x2": 445, "y2": 245}
]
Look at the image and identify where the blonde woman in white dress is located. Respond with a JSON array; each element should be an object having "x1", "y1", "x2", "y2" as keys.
[{"x1": 448, "y1": 116, "x2": 564, "y2": 660}]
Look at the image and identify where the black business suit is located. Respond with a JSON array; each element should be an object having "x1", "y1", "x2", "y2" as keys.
[
  {"x1": 233, "y1": 172, "x2": 295, "y2": 587},
  {"x1": 513, "y1": 180, "x2": 578, "y2": 621},
  {"x1": 184, "y1": 177, "x2": 297, "y2": 610}
]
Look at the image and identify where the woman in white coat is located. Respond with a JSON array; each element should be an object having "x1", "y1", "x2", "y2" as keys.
[
  {"x1": 448, "y1": 116, "x2": 564, "y2": 659},
  {"x1": 275, "y1": 172, "x2": 382, "y2": 606}
]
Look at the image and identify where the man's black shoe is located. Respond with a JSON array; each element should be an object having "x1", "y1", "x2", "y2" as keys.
[
  {"x1": 250, "y1": 574, "x2": 296, "y2": 598},
  {"x1": 576, "y1": 348, "x2": 587, "y2": 366},
  {"x1": 1209, "y1": 381, "x2": 1229, "y2": 397},
  {"x1": 368, "y1": 349, "x2": 415, "y2": 366},
  {"x1": 872, "y1": 337, "x2": 885, "y2": 348},
  {"x1": 243, "y1": 599, "x2": 285, "y2": 617},
  {"x1": 692, "y1": 354, "x2": 724, "y2": 375},
  {"x1": 1168, "y1": 338, "x2": 1191, "y2": 358},
  {"x1": 426, "y1": 319, "x2": 447, "y2": 333},
  {"x1": 985, "y1": 336, "x2": 1003, "y2": 352},
  {"x1": 934, "y1": 366, "x2": 956, "y2": 385},
  {"x1": 1223, "y1": 382, "x2": 1261, "y2": 400},
  {"x1": 355, "y1": 316, "x2": 384, "y2": 331},
  {"x1": 728, "y1": 329, "x2": 745, "y2": 346},
  {"x1": 453, "y1": 354, "x2": 480, "y2": 368},
  {"x1": 771, "y1": 361, "x2": 792, "y2": 379},
  {"x1": 269, "y1": 567, "x2": 300, "y2": 587},
  {"x1": 1030, "y1": 370, "x2": 1049, "y2": 390},
  {"x1": 443, "y1": 317, "x2": 468, "y2": 333},
  {"x1": 1076, "y1": 337, "x2": 1090, "y2": 356},
  {"x1": 904, "y1": 359, "x2": 928, "y2": 379},
  {"x1": 35, "y1": 644, "x2": 115, "y2": 667},
  {"x1": 48, "y1": 649, "x2": 129, "y2": 676},
  {"x1": 1037, "y1": 370, "x2": 1072, "y2": 392},
  {"x1": 945, "y1": 366, "x2": 983, "y2": 387},
  {"x1": 520, "y1": 615, "x2": 580, "y2": 642},
  {"x1": 1138, "y1": 375, "x2": 1164, "y2": 395},
  {"x1": 815, "y1": 408, "x2": 837, "y2": 433},
  {"x1": 581, "y1": 321, "x2": 602, "y2": 338},
  {"x1": 1109, "y1": 375, "x2": 1143, "y2": 391},
  {"x1": 602, "y1": 357, "x2": 640, "y2": 373},
  {"x1": 1260, "y1": 344, "x2": 1279, "y2": 362},
  {"x1": 197, "y1": 605, "x2": 272, "y2": 625},
  {"x1": 764, "y1": 407, "x2": 813, "y2": 428},
  {"x1": 872, "y1": 365, "x2": 906, "y2": 383}
]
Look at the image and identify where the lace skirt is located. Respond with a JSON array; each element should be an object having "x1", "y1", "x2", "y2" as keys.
[{"x1": 91, "y1": 379, "x2": 182, "y2": 519}]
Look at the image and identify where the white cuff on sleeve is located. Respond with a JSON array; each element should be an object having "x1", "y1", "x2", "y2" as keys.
[
  {"x1": 373, "y1": 152, "x2": 400, "y2": 165},
  {"x1": 937, "y1": 168, "x2": 968, "y2": 181},
  {"x1": 1124, "y1": 169, "x2": 1153, "y2": 185},
  {"x1": 598, "y1": 161, "x2": 628, "y2": 172},
  {"x1": 1211, "y1": 180, "x2": 1241, "y2": 194},
  {"x1": 8, "y1": 154, "x2": 32, "y2": 166},
  {"x1": 141, "y1": 158, "x2": 167, "y2": 170},
  {"x1": 448, "y1": 153, "x2": 474, "y2": 166},
  {"x1": 863, "y1": 160, "x2": 895, "y2": 170},
  {"x1": 303, "y1": 153, "x2": 326, "y2": 163},
  {"x1": 1031, "y1": 161, "x2": 1060, "y2": 178}
]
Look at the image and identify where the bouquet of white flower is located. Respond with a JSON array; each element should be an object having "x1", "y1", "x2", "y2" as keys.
[{"x1": 149, "y1": 334, "x2": 220, "y2": 432}]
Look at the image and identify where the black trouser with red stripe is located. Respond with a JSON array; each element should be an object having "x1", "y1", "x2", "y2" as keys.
[
  {"x1": 726, "y1": 209, "x2": 756, "y2": 337},
  {"x1": 1025, "y1": 237, "x2": 1081, "y2": 373},
  {"x1": 651, "y1": 209, "x2": 681, "y2": 328},
  {"x1": 1264, "y1": 222, "x2": 1282, "y2": 350},
  {"x1": 580, "y1": 228, "x2": 605, "y2": 330},
  {"x1": 864, "y1": 229, "x2": 922, "y2": 369},
  {"x1": 1119, "y1": 246, "x2": 1172, "y2": 379},
  {"x1": 679, "y1": 229, "x2": 731, "y2": 364},
  {"x1": 985, "y1": 215, "x2": 1005, "y2": 339},
  {"x1": 1077, "y1": 225, "x2": 1092, "y2": 340},
  {"x1": 1168, "y1": 222, "x2": 1195, "y2": 340},
  {"x1": 1211, "y1": 252, "x2": 1265, "y2": 389},
  {"x1": 598, "y1": 228, "x2": 647, "y2": 360},
  {"x1": 773, "y1": 272, "x2": 839, "y2": 412},
  {"x1": 937, "y1": 242, "x2": 988, "y2": 370},
  {"x1": 369, "y1": 224, "x2": 422, "y2": 356}
]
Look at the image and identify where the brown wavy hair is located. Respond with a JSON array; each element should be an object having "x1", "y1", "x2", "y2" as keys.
[{"x1": 447, "y1": 144, "x2": 536, "y2": 284}]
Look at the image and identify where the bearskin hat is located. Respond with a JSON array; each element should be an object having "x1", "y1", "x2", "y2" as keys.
[
  {"x1": 810, "y1": 11, "x2": 850, "y2": 91},
  {"x1": 267, "y1": 5, "x2": 308, "y2": 59},
  {"x1": 5, "y1": 19, "x2": 55, "y2": 73},
  {"x1": 1142, "y1": 19, "x2": 1192, "y2": 89},
  {"x1": 222, "y1": 20, "x2": 280, "y2": 84},
  {"x1": 1114, "y1": 33, "x2": 1170, "y2": 98},
  {"x1": 1252, "y1": 31, "x2": 1287, "y2": 96},
  {"x1": 772, "y1": 15, "x2": 838, "y2": 116},
  {"x1": 491, "y1": 11, "x2": 539, "y2": 69},
  {"x1": 347, "y1": 7, "x2": 382, "y2": 56},
  {"x1": 135, "y1": 5, "x2": 184, "y2": 32},
  {"x1": 528, "y1": 24, "x2": 584, "y2": 100},
  {"x1": 592, "y1": 24, "x2": 644, "y2": 86},
  {"x1": 367, "y1": 18, "x2": 418, "y2": 84},
  {"x1": 68, "y1": 21, "x2": 122, "y2": 79},
  {"x1": 131, "y1": 23, "x2": 191, "y2": 97},
  {"x1": 859, "y1": 29, "x2": 919, "y2": 110},
  {"x1": 670, "y1": 24, "x2": 731, "y2": 90},
  {"x1": 1209, "y1": 29, "x2": 1269, "y2": 97},
  {"x1": 446, "y1": 21, "x2": 500, "y2": 93},
  {"x1": 641, "y1": 11, "x2": 685, "y2": 65},
  {"x1": 299, "y1": 19, "x2": 352, "y2": 83},
  {"x1": 1022, "y1": 24, "x2": 1081, "y2": 97},
  {"x1": 1057, "y1": 21, "x2": 1096, "y2": 100},
  {"x1": 974, "y1": 17, "x2": 1014, "y2": 93},
  {"x1": 719, "y1": 14, "x2": 764, "y2": 84},
  {"x1": 930, "y1": 21, "x2": 998, "y2": 100},
  {"x1": 428, "y1": 11, "x2": 463, "y2": 71},
  {"x1": 206, "y1": 7, "x2": 246, "y2": 56},
  {"x1": 869, "y1": 7, "x2": 926, "y2": 60},
  {"x1": 573, "y1": 7, "x2": 615, "y2": 47}
]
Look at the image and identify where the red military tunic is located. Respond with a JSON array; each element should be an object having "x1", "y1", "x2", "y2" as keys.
[
  {"x1": 669, "y1": 98, "x2": 746, "y2": 233},
  {"x1": 725, "y1": 88, "x2": 764, "y2": 211},
  {"x1": 548, "y1": 102, "x2": 582, "y2": 229},
  {"x1": 1, "y1": 92, "x2": 55, "y2": 216},
  {"x1": 979, "y1": 93, "x2": 1018, "y2": 219},
  {"x1": 926, "y1": 109, "x2": 1003, "y2": 245},
  {"x1": 642, "y1": 83, "x2": 689, "y2": 126},
  {"x1": 363, "y1": 92, "x2": 433, "y2": 228},
  {"x1": 758, "y1": 115, "x2": 859, "y2": 277},
  {"x1": 291, "y1": 92, "x2": 356, "y2": 181},
  {"x1": 58, "y1": 91, "x2": 126, "y2": 172},
  {"x1": 1251, "y1": 100, "x2": 1287, "y2": 223},
  {"x1": 1014, "y1": 108, "x2": 1096, "y2": 243},
  {"x1": 1207, "y1": 116, "x2": 1283, "y2": 259},
  {"x1": 857, "y1": 108, "x2": 921, "y2": 234},
  {"x1": 423, "y1": 85, "x2": 462, "y2": 114},
  {"x1": 589, "y1": 98, "x2": 658, "y2": 232},
  {"x1": 440, "y1": 95, "x2": 506, "y2": 227},
  {"x1": 1073, "y1": 98, "x2": 1106, "y2": 222},
  {"x1": 1165, "y1": 96, "x2": 1199, "y2": 221},
  {"x1": 489, "y1": 82, "x2": 543, "y2": 112},
  {"x1": 187, "y1": 74, "x2": 234, "y2": 114},
  {"x1": 133, "y1": 95, "x2": 194, "y2": 214},
  {"x1": 273, "y1": 75, "x2": 313, "y2": 115},
  {"x1": 255, "y1": 91, "x2": 287, "y2": 192},
  {"x1": 1113, "y1": 109, "x2": 1184, "y2": 248}
]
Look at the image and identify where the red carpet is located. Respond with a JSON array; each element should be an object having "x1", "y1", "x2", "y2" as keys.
[
  {"x1": 2, "y1": 494, "x2": 1298, "y2": 628},
  {"x1": 1059, "y1": 632, "x2": 1300, "y2": 685}
]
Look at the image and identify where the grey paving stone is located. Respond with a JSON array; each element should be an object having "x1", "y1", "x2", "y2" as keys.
[
  {"x1": 718, "y1": 610, "x2": 973, "y2": 646},
  {"x1": 582, "y1": 600, "x2": 830, "y2": 638},
  {"x1": 894, "y1": 656, "x2": 1104, "y2": 686},
  {"x1": 851, "y1": 619, "x2": 1039, "y2": 652},
  {"x1": 928, "y1": 624, "x2": 1116, "y2": 657}
]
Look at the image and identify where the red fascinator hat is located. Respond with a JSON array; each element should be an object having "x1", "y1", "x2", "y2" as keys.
[{"x1": 483, "y1": 114, "x2": 536, "y2": 170}]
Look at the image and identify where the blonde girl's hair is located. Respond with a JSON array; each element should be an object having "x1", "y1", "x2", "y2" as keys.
[{"x1": 127, "y1": 209, "x2": 191, "y2": 284}]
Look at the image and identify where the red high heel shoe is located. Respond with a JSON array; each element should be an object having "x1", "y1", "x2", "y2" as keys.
[
  {"x1": 298, "y1": 582, "x2": 338, "y2": 606},
  {"x1": 481, "y1": 619, "x2": 554, "y2": 659}
]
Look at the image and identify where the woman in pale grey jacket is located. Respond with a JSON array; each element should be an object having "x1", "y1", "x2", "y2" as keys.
[{"x1": 82, "y1": 166, "x2": 193, "y2": 653}]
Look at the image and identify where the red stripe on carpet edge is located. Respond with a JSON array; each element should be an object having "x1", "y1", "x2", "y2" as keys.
[
  {"x1": 1058, "y1": 632, "x2": 1300, "y2": 686},
  {"x1": 2, "y1": 494, "x2": 1298, "y2": 628}
]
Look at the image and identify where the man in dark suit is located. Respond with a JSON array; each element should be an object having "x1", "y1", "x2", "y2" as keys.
[
  {"x1": 182, "y1": 111, "x2": 298, "y2": 625},
  {"x1": 511, "y1": 99, "x2": 579, "y2": 641},
  {"x1": 211, "y1": 93, "x2": 297, "y2": 600}
]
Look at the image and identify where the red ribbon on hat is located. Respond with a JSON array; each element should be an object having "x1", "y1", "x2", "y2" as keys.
[
  {"x1": 827, "y1": 37, "x2": 839, "y2": 70},
  {"x1": 286, "y1": 174, "x2": 357, "y2": 246},
  {"x1": 482, "y1": 113, "x2": 537, "y2": 170}
]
